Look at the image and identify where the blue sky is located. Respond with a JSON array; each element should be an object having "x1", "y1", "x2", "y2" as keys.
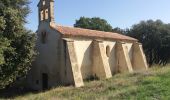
[{"x1": 25, "y1": 0, "x2": 170, "y2": 32}]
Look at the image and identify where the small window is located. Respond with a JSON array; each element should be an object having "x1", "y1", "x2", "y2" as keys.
[
  {"x1": 41, "y1": 32, "x2": 47, "y2": 44},
  {"x1": 106, "y1": 45, "x2": 110, "y2": 57}
]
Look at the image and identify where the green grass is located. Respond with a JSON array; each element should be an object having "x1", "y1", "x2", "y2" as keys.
[{"x1": 2, "y1": 65, "x2": 170, "y2": 100}]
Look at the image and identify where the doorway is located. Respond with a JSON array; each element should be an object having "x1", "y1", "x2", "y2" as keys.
[{"x1": 42, "y1": 73, "x2": 48, "y2": 90}]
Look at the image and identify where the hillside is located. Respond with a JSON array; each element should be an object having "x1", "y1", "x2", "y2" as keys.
[{"x1": 1, "y1": 65, "x2": 170, "y2": 100}]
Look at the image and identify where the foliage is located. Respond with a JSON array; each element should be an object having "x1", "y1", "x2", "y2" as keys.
[
  {"x1": 112, "y1": 27, "x2": 129, "y2": 34},
  {"x1": 74, "y1": 17, "x2": 113, "y2": 32},
  {"x1": 0, "y1": 0, "x2": 36, "y2": 89},
  {"x1": 128, "y1": 20, "x2": 170, "y2": 66},
  {"x1": 0, "y1": 37, "x2": 9, "y2": 65}
]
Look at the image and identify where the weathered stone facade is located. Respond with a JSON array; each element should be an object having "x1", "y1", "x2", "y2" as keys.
[{"x1": 27, "y1": 0, "x2": 148, "y2": 90}]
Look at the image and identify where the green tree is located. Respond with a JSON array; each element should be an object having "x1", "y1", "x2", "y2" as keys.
[
  {"x1": 128, "y1": 20, "x2": 170, "y2": 66},
  {"x1": 112, "y1": 27, "x2": 129, "y2": 34},
  {"x1": 74, "y1": 17, "x2": 113, "y2": 32},
  {"x1": 0, "y1": 0, "x2": 36, "y2": 89},
  {"x1": 0, "y1": 37, "x2": 9, "y2": 65}
]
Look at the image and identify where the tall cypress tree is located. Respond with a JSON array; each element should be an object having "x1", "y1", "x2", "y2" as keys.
[{"x1": 0, "y1": 0, "x2": 36, "y2": 89}]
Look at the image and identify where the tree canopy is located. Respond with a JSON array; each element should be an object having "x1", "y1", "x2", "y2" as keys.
[
  {"x1": 74, "y1": 17, "x2": 113, "y2": 32},
  {"x1": 0, "y1": 0, "x2": 36, "y2": 89},
  {"x1": 0, "y1": 37, "x2": 9, "y2": 65},
  {"x1": 112, "y1": 27, "x2": 129, "y2": 34}
]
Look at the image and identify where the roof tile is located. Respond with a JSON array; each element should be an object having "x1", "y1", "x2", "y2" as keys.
[{"x1": 51, "y1": 24, "x2": 137, "y2": 41}]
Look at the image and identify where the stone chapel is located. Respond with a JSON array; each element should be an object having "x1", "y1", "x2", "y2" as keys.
[{"x1": 27, "y1": 0, "x2": 148, "y2": 90}]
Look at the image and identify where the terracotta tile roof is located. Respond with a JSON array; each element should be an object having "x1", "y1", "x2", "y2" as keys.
[{"x1": 50, "y1": 24, "x2": 137, "y2": 41}]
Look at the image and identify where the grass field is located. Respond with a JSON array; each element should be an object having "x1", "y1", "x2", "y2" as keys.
[{"x1": 1, "y1": 65, "x2": 170, "y2": 100}]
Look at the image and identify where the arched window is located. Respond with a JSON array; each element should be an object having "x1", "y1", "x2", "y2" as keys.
[
  {"x1": 41, "y1": 31, "x2": 47, "y2": 44},
  {"x1": 106, "y1": 45, "x2": 111, "y2": 57}
]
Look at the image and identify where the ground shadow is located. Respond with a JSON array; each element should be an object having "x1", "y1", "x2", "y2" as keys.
[{"x1": 0, "y1": 87, "x2": 44, "y2": 99}]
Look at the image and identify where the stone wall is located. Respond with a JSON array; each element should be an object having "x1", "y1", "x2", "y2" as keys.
[{"x1": 65, "y1": 39, "x2": 148, "y2": 88}]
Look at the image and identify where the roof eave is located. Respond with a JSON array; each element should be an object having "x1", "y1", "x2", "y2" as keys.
[{"x1": 62, "y1": 34, "x2": 138, "y2": 42}]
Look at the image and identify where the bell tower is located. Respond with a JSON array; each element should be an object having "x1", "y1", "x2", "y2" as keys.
[{"x1": 38, "y1": 0, "x2": 55, "y2": 24}]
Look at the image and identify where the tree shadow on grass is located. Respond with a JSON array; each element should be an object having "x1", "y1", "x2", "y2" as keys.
[{"x1": 0, "y1": 87, "x2": 42, "y2": 99}]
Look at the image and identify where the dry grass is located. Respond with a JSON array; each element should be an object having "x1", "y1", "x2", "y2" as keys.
[{"x1": 1, "y1": 65, "x2": 170, "y2": 100}]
